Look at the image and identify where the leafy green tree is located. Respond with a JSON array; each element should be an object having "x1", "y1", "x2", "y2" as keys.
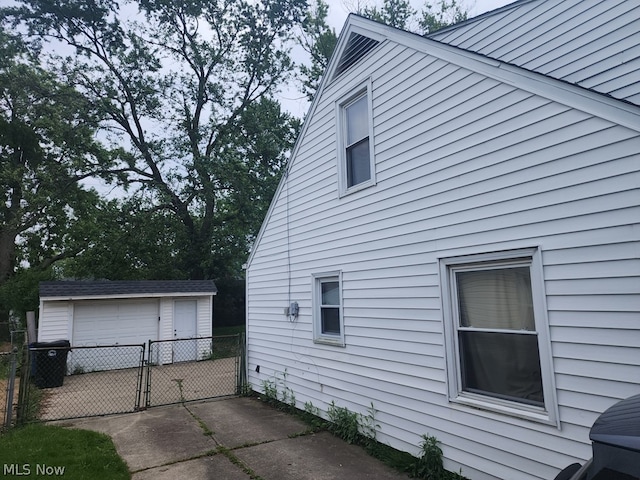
[
  {"x1": 298, "y1": 0, "x2": 338, "y2": 101},
  {"x1": 351, "y1": 0, "x2": 469, "y2": 33},
  {"x1": 55, "y1": 197, "x2": 191, "y2": 282},
  {"x1": 0, "y1": 267, "x2": 59, "y2": 330},
  {"x1": 299, "y1": 0, "x2": 469, "y2": 100},
  {"x1": 0, "y1": 29, "x2": 115, "y2": 330},
  {"x1": 208, "y1": 97, "x2": 300, "y2": 278},
  {"x1": 362, "y1": 0, "x2": 416, "y2": 29},
  {"x1": 0, "y1": 33, "x2": 105, "y2": 285},
  {"x1": 419, "y1": 0, "x2": 468, "y2": 34},
  {"x1": 3, "y1": 0, "x2": 306, "y2": 281}
]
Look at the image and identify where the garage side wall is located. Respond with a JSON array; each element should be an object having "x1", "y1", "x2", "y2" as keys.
[
  {"x1": 38, "y1": 300, "x2": 71, "y2": 342},
  {"x1": 197, "y1": 296, "x2": 212, "y2": 337},
  {"x1": 197, "y1": 296, "x2": 213, "y2": 361}
]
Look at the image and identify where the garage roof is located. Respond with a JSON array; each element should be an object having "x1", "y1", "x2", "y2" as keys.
[{"x1": 40, "y1": 280, "x2": 217, "y2": 299}]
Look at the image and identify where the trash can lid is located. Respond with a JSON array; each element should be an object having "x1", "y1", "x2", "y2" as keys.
[
  {"x1": 31, "y1": 340, "x2": 71, "y2": 348},
  {"x1": 590, "y1": 393, "x2": 640, "y2": 451}
]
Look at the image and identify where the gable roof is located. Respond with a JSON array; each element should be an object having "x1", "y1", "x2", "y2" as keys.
[
  {"x1": 246, "y1": 3, "x2": 640, "y2": 268},
  {"x1": 333, "y1": 32, "x2": 380, "y2": 78},
  {"x1": 40, "y1": 280, "x2": 217, "y2": 300},
  {"x1": 428, "y1": 0, "x2": 640, "y2": 106}
]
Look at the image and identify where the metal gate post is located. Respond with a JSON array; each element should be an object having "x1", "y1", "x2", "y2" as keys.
[
  {"x1": 236, "y1": 333, "x2": 246, "y2": 395},
  {"x1": 145, "y1": 340, "x2": 153, "y2": 408},
  {"x1": 135, "y1": 344, "x2": 146, "y2": 411},
  {"x1": 15, "y1": 346, "x2": 30, "y2": 426}
]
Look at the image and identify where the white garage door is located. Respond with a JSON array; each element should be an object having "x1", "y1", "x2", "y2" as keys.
[
  {"x1": 73, "y1": 299, "x2": 159, "y2": 346},
  {"x1": 70, "y1": 299, "x2": 159, "y2": 372}
]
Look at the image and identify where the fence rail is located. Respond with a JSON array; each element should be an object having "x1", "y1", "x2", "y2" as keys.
[{"x1": 5, "y1": 333, "x2": 244, "y2": 426}]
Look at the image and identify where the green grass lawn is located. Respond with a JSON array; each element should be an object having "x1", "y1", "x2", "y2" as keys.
[{"x1": 0, "y1": 424, "x2": 129, "y2": 479}]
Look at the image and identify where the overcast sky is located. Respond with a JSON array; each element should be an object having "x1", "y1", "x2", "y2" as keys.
[
  {"x1": 323, "y1": 0, "x2": 515, "y2": 31},
  {"x1": 1, "y1": 0, "x2": 517, "y2": 192},
  {"x1": 279, "y1": 0, "x2": 516, "y2": 117}
]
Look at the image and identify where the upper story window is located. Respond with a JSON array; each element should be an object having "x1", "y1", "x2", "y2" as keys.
[
  {"x1": 345, "y1": 94, "x2": 370, "y2": 186},
  {"x1": 337, "y1": 81, "x2": 375, "y2": 196}
]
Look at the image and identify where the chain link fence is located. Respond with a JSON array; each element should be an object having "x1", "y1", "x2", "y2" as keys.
[
  {"x1": 1, "y1": 329, "x2": 27, "y2": 431},
  {"x1": 1, "y1": 349, "x2": 19, "y2": 431},
  {"x1": 30, "y1": 344, "x2": 147, "y2": 421},
  {"x1": 5, "y1": 333, "x2": 245, "y2": 425},
  {"x1": 146, "y1": 335, "x2": 241, "y2": 407}
]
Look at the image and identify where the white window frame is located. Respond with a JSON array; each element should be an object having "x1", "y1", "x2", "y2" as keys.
[
  {"x1": 439, "y1": 248, "x2": 559, "y2": 426},
  {"x1": 336, "y1": 79, "x2": 376, "y2": 197},
  {"x1": 312, "y1": 271, "x2": 345, "y2": 346}
]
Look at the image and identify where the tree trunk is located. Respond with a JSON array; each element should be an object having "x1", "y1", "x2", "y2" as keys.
[{"x1": 0, "y1": 227, "x2": 17, "y2": 285}]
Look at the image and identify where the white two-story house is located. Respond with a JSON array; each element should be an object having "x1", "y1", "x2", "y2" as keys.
[{"x1": 245, "y1": 2, "x2": 640, "y2": 478}]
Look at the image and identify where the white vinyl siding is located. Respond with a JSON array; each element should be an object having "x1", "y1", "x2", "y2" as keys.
[
  {"x1": 440, "y1": 248, "x2": 558, "y2": 426},
  {"x1": 312, "y1": 272, "x2": 344, "y2": 346},
  {"x1": 336, "y1": 79, "x2": 376, "y2": 195},
  {"x1": 37, "y1": 301, "x2": 71, "y2": 342},
  {"x1": 246, "y1": 31, "x2": 640, "y2": 480},
  {"x1": 429, "y1": 0, "x2": 640, "y2": 106},
  {"x1": 197, "y1": 296, "x2": 211, "y2": 337}
]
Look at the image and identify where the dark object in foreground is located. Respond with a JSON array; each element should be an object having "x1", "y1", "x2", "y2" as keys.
[
  {"x1": 554, "y1": 394, "x2": 640, "y2": 480},
  {"x1": 31, "y1": 340, "x2": 71, "y2": 388}
]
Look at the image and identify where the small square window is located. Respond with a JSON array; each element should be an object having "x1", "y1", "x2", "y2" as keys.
[
  {"x1": 337, "y1": 81, "x2": 375, "y2": 196},
  {"x1": 313, "y1": 273, "x2": 344, "y2": 346},
  {"x1": 321, "y1": 281, "x2": 341, "y2": 334},
  {"x1": 440, "y1": 249, "x2": 558, "y2": 424}
]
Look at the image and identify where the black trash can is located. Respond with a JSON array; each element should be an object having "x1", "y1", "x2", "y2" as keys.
[{"x1": 31, "y1": 340, "x2": 71, "y2": 388}]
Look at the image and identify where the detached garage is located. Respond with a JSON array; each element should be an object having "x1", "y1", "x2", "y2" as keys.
[{"x1": 38, "y1": 280, "x2": 217, "y2": 371}]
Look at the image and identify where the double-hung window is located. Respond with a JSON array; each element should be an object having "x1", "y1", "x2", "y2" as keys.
[
  {"x1": 312, "y1": 272, "x2": 344, "y2": 346},
  {"x1": 440, "y1": 249, "x2": 558, "y2": 424},
  {"x1": 337, "y1": 81, "x2": 375, "y2": 195}
]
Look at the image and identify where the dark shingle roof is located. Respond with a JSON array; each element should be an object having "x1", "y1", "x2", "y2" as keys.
[
  {"x1": 40, "y1": 280, "x2": 217, "y2": 298},
  {"x1": 427, "y1": 0, "x2": 640, "y2": 107}
]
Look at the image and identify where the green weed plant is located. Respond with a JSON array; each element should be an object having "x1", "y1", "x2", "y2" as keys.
[{"x1": 256, "y1": 372, "x2": 467, "y2": 480}]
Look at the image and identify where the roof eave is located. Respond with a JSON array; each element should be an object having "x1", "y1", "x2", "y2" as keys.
[{"x1": 41, "y1": 291, "x2": 217, "y2": 302}]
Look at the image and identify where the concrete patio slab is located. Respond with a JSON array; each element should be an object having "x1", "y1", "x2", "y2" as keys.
[
  {"x1": 188, "y1": 396, "x2": 309, "y2": 447},
  {"x1": 60, "y1": 397, "x2": 411, "y2": 479},
  {"x1": 234, "y1": 431, "x2": 409, "y2": 480},
  {"x1": 131, "y1": 455, "x2": 249, "y2": 480},
  {"x1": 61, "y1": 404, "x2": 217, "y2": 471}
]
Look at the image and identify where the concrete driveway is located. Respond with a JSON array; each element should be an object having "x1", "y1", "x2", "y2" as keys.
[{"x1": 60, "y1": 396, "x2": 410, "y2": 480}]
